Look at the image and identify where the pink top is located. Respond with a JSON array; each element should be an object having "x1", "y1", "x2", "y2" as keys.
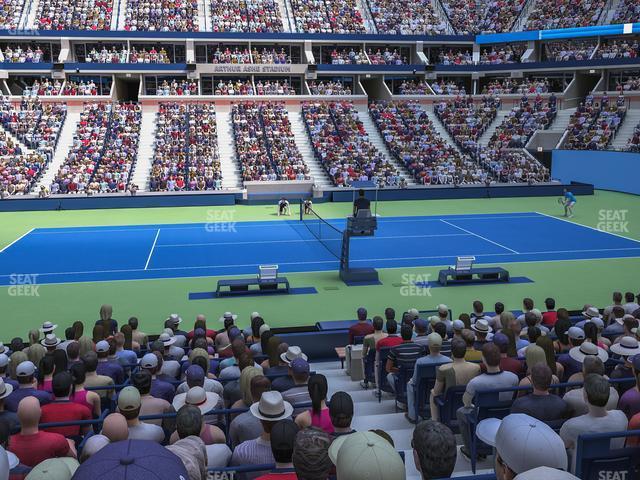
[
  {"x1": 310, "y1": 407, "x2": 334, "y2": 434},
  {"x1": 70, "y1": 389, "x2": 94, "y2": 415},
  {"x1": 37, "y1": 378, "x2": 53, "y2": 393}
]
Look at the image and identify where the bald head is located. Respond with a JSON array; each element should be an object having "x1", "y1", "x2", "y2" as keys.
[
  {"x1": 102, "y1": 413, "x2": 129, "y2": 442},
  {"x1": 196, "y1": 314, "x2": 206, "y2": 322},
  {"x1": 17, "y1": 396, "x2": 41, "y2": 430}
]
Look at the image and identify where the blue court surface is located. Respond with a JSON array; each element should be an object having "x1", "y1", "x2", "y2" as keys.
[{"x1": 1, "y1": 211, "x2": 640, "y2": 286}]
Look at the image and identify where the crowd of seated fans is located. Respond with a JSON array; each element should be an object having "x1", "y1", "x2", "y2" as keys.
[
  {"x1": 430, "y1": 80, "x2": 466, "y2": 96},
  {"x1": 432, "y1": 48, "x2": 473, "y2": 66},
  {"x1": 615, "y1": 77, "x2": 640, "y2": 92},
  {"x1": 481, "y1": 78, "x2": 554, "y2": 95},
  {"x1": 232, "y1": 101, "x2": 309, "y2": 182},
  {"x1": 307, "y1": 81, "x2": 351, "y2": 96},
  {"x1": 368, "y1": 0, "x2": 447, "y2": 35},
  {"x1": 0, "y1": 131, "x2": 45, "y2": 195},
  {"x1": 207, "y1": 47, "x2": 251, "y2": 64},
  {"x1": 370, "y1": 100, "x2": 489, "y2": 185},
  {"x1": 37, "y1": 0, "x2": 112, "y2": 30},
  {"x1": 319, "y1": 47, "x2": 368, "y2": 65},
  {"x1": 440, "y1": 0, "x2": 525, "y2": 35},
  {"x1": 396, "y1": 80, "x2": 431, "y2": 95},
  {"x1": 564, "y1": 95, "x2": 627, "y2": 150},
  {"x1": 526, "y1": 0, "x2": 606, "y2": 30},
  {"x1": 488, "y1": 95, "x2": 557, "y2": 149},
  {"x1": 2, "y1": 45, "x2": 49, "y2": 63},
  {"x1": 212, "y1": 79, "x2": 254, "y2": 96},
  {"x1": 435, "y1": 96, "x2": 500, "y2": 153},
  {"x1": 289, "y1": 0, "x2": 366, "y2": 34},
  {"x1": 252, "y1": 48, "x2": 291, "y2": 64},
  {"x1": 628, "y1": 123, "x2": 640, "y2": 152},
  {"x1": 62, "y1": 80, "x2": 106, "y2": 96},
  {"x1": 130, "y1": 46, "x2": 173, "y2": 63},
  {"x1": 156, "y1": 79, "x2": 198, "y2": 96},
  {"x1": 254, "y1": 80, "x2": 296, "y2": 95},
  {"x1": 544, "y1": 40, "x2": 597, "y2": 62},
  {"x1": 477, "y1": 148, "x2": 549, "y2": 182},
  {"x1": 84, "y1": 46, "x2": 128, "y2": 63},
  {"x1": 209, "y1": 0, "x2": 283, "y2": 32},
  {"x1": 0, "y1": 0, "x2": 24, "y2": 30},
  {"x1": 125, "y1": 0, "x2": 198, "y2": 31},
  {"x1": 612, "y1": 0, "x2": 640, "y2": 23},
  {"x1": 367, "y1": 48, "x2": 407, "y2": 65},
  {"x1": 23, "y1": 79, "x2": 63, "y2": 97},
  {"x1": 595, "y1": 38, "x2": 639, "y2": 59},
  {"x1": 150, "y1": 103, "x2": 222, "y2": 192},
  {"x1": 479, "y1": 44, "x2": 524, "y2": 64},
  {"x1": 302, "y1": 101, "x2": 400, "y2": 186}
]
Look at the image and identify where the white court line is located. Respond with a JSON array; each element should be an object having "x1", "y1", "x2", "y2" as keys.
[
  {"x1": 534, "y1": 211, "x2": 640, "y2": 245},
  {"x1": 439, "y1": 219, "x2": 520, "y2": 254},
  {"x1": 144, "y1": 229, "x2": 160, "y2": 270},
  {"x1": 0, "y1": 228, "x2": 34, "y2": 253},
  {"x1": 156, "y1": 233, "x2": 473, "y2": 248}
]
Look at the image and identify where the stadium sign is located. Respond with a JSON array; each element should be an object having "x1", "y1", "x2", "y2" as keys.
[{"x1": 201, "y1": 64, "x2": 306, "y2": 74}]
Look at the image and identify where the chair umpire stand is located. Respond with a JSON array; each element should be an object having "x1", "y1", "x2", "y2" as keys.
[{"x1": 339, "y1": 209, "x2": 379, "y2": 284}]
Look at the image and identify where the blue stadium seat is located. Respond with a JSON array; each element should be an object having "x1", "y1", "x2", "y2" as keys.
[
  {"x1": 411, "y1": 362, "x2": 450, "y2": 421},
  {"x1": 575, "y1": 429, "x2": 640, "y2": 480},
  {"x1": 434, "y1": 385, "x2": 467, "y2": 433},
  {"x1": 376, "y1": 347, "x2": 392, "y2": 401}
]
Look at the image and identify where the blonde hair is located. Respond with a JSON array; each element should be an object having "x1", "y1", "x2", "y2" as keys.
[
  {"x1": 525, "y1": 345, "x2": 547, "y2": 373},
  {"x1": 239, "y1": 367, "x2": 262, "y2": 406}
]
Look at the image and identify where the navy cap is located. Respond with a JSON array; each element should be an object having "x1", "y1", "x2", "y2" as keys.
[
  {"x1": 291, "y1": 357, "x2": 310, "y2": 374},
  {"x1": 185, "y1": 364, "x2": 205, "y2": 384}
]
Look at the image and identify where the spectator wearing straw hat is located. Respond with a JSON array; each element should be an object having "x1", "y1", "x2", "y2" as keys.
[
  {"x1": 5, "y1": 361, "x2": 51, "y2": 412},
  {"x1": 166, "y1": 313, "x2": 188, "y2": 340},
  {"x1": 603, "y1": 307, "x2": 626, "y2": 338},
  {"x1": 472, "y1": 319, "x2": 492, "y2": 350},
  {"x1": 117, "y1": 386, "x2": 164, "y2": 443},
  {"x1": 39, "y1": 322, "x2": 57, "y2": 337},
  {"x1": 329, "y1": 431, "x2": 405, "y2": 480},
  {"x1": 574, "y1": 306, "x2": 601, "y2": 329},
  {"x1": 0, "y1": 354, "x2": 17, "y2": 391},
  {"x1": 40, "y1": 334, "x2": 61, "y2": 353},
  {"x1": 0, "y1": 379, "x2": 18, "y2": 431},
  {"x1": 609, "y1": 334, "x2": 640, "y2": 395}
]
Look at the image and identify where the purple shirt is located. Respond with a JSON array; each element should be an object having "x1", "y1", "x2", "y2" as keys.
[
  {"x1": 618, "y1": 387, "x2": 640, "y2": 420},
  {"x1": 151, "y1": 378, "x2": 176, "y2": 403},
  {"x1": 96, "y1": 360, "x2": 125, "y2": 385},
  {"x1": 5, "y1": 388, "x2": 52, "y2": 412}
]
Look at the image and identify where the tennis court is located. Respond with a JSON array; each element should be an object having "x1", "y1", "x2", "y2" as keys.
[{"x1": 1, "y1": 210, "x2": 639, "y2": 286}]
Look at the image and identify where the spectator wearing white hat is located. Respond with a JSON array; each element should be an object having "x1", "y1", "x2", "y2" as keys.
[
  {"x1": 0, "y1": 355, "x2": 17, "y2": 391},
  {"x1": 513, "y1": 467, "x2": 579, "y2": 480},
  {"x1": 436, "y1": 304, "x2": 452, "y2": 333},
  {"x1": 412, "y1": 420, "x2": 457, "y2": 480},
  {"x1": 476, "y1": 413, "x2": 568, "y2": 479},
  {"x1": 328, "y1": 431, "x2": 405, "y2": 480},
  {"x1": 117, "y1": 386, "x2": 165, "y2": 443},
  {"x1": 0, "y1": 379, "x2": 18, "y2": 431},
  {"x1": 95, "y1": 340, "x2": 124, "y2": 385},
  {"x1": 471, "y1": 319, "x2": 492, "y2": 350},
  {"x1": 558, "y1": 327, "x2": 587, "y2": 381},
  {"x1": 563, "y1": 356, "x2": 619, "y2": 417},
  {"x1": 5, "y1": 362, "x2": 51, "y2": 412},
  {"x1": 165, "y1": 313, "x2": 188, "y2": 340},
  {"x1": 406, "y1": 332, "x2": 451, "y2": 422},
  {"x1": 560, "y1": 374, "x2": 628, "y2": 472},
  {"x1": 140, "y1": 352, "x2": 176, "y2": 403}
]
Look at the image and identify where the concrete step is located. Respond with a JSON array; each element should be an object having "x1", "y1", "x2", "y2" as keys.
[
  {"x1": 612, "y1": 110, "x2": 640, "y2": 149},
  {"x1": 131, "y1": 106, "x2": 158, "y2": 191},
  {"x1": 216, "y1": 107, "x2": 243, "y2": 190},
  {"x1": 288, "y1": 108, "x2": 332, "y2": 188},
  {"x1": 478, "y1": 109, "x2": 511, "y2": 147},
  {"x1": 422, "y1": 109, "x2": 464, "y2": 154}
]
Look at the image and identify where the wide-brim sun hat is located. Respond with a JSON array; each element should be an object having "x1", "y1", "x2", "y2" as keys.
[{"x1": 569, "y1": 342, "x2": 609, "y2": 363}]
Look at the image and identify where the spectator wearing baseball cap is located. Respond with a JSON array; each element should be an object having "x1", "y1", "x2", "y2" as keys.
[
  {"x1": 40, "y1": 372, "x2": 92, "y2": 438},
  {"x1": 165, "y1": 405, "x2": 208, "y2": 480},
  {"x1": 229, "y1": 375, "x2": 272, "y2": 449},
  {"x1": 255, "y1": 419, "x2": 299, "y2": 480},
  {"x1": 457, "y1": 343, "x2": 519, "y2": 459},
  {"x1": 430, "y1": 337, "x2": 481, "y2": 421},
  {"x1": 25, "y1": 457, "x2": 79, "y2": 480},
  {"x1": 140, "y1": 352, "x2": 176, "y2": 403},
  {"x1": 117, "y1": 386, "x2": 165, "y2": 443},
  {"x1": 412, "y1": 318, "x2": 430, "y2": 348},
  {"x1": 560, "y1": 374, "x2": 628, "y2": 471},
  {"x1": 95, "y1": 340, "x2": 125, "y2": 385},
  {"x1": 563, "y1": 356, "x2": 619, "y2": 418},
  {"x1": 616, "y1": 351, "x2": 640, "y2": 420},
  {"x1": 8, "y1": 396, "x2": 75, "y2": 467},
  {"x1": 329, "y1": 391, "x2": 355, "y2": 439},
  {"x1": 510, "y1": 363, "x2": 569, "y2": 422},
  {"x1": 406, "y1": 332, "x2": 451, "y2": 422},
  {"x1": 476, "y1": 413, "x2": 568, "y2": 478},
  {"x1": 176, "y1": 364, "x2": 223, "y2": 397},
  {"x1": 131, "y1": 370, "x2": 175, "y2": 432},
  {"x1": 491, "y1": 333, "x2": 524, "y2": 376},
  {"x1": 348, "y1": 307, "x2": 374, "y2": 345},
  {"x1": 329, "y1": 431, "x2": 405, "y2": 480},
  {"x1": 282, "y1": 358, "x2": 311, "y2": 415},
  {"x1": 412, "y1": 420, "x2": 457, "y2": 480},
  {"x1": 295, "y1": 374, "x2": 334, "y2": 434},
  {"x1": 557, "y1": 327, "x2": 586, "y2": 381},
  {"x1": 292, "y1": 427, "x2": 332, "y2": 480},
  {"x1": 5, "y1": 361, "x2": 51, "y2": 412},
  {"x1": 231, "y1": 391, "x2": 293, "y2": 479},
  {"x1": 386, "y1": 324, "x2": 425, "y2": 397}
]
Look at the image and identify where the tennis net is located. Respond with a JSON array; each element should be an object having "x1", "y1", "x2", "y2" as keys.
[{"x1": 300, "y1": 205, "x2": 344, "y2": 260}]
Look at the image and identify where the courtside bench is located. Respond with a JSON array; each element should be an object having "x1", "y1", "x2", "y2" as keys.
[
  {"x1": 216, "y1": 277, "x2": 290, "y2": 297},
  {"x1": 438, "y1": 266, "x2": 510, "y2": 286}
]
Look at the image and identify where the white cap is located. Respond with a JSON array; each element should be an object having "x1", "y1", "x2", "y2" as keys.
[
  {"x1": 140, "y1": 353, "x2": 158, "y2": 369},
  {"x1": 437, "y1": 304, "x2": 448, "y2": 314},
  {"x1": 16, "y1": 361, "x2": 36, "y2": 378},
  {"x1": 95, "y1": 341, "x2": 109, "y2": 353},
  {"x1": 476, "y1": 414, "x2": 567, "y2": 474},
  {"x1": 514, "y1": 467, "x2": 579, "y2": 480},
  {"x1": 0, "y1": 354, "x2": 8, "y2": 369}
]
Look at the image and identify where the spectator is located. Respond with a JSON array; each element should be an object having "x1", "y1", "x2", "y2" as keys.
[
  {"x1": 386, "y1": 324, "x2": 425, "y2": 395},
  {"x1": 609, "y1": 334, "x2": 640, "y2": 394},
  {"x1": 5, "y1": 361, "x2": 51, "y2": 412},
  {"x1": 328, "y1": 391, "x2": 355, "y2": 439},
  {"x1": 95, "y1": 340, "x2": 125, "y2": 385},
  {"x1": 117, "y1": 386, "x2": 165, "y2": 443},
  {"x1": 558, "y1": 327, "x2": 587, "y2": 381},
  {"x1": 255, "y1": 419, "x2": 299, "y2": 480},
  {"x1": 511, "y1": 363, "x2": 569, "y2": 421},
  {"x1": 376, "y1": 319, "x2": 402, "y2": 351},
  {"x1": 349, "y1": 307, "x2": 373, "y2": 345},
  {"x1": 292, "y1": 427, "x2": 332, "y2": 480},
  {"x1": 412, "y1": 420, "x2": 457, "y2": 480},
  {"x1": 230, "y1": 375, "x2": 272, "y2": 448},
  {"x1": 623, "y1": 291, "x2": 640, "y2": 314},
  {"x1": 617, "y1": 347, "x2": 640, "y2": 420},
  {"x1": 295, "y1": 374, "x2": 333, "y2": 434},
  {"x1": 560, "y1": 374, "x2": 628, "y2": 472},
  {"x1": 461, "y1": 329, "x2": 483, "y2": 362},
  {"x1": 362, "y1": 315, "x2": 387, "y2": 359},
  {"x1": 131, "y1": 370, "x2": 175, "y2": 431},
  {"x1": 563, "y1": 356, "x2": 619, "y2": 417},
  {"x1": 281, "y1": 358, "x2": 311, "y2": 415},
  {"x1": 140, "y1": 352, "x2": 176, "y2": 403},
  {"x1": 490, "y1": 333, "x2": 524, "y2": 376},
  {"x1": 165, "y1": 406, "x2": 208, "y2": 480},
  {"x1": 41, "y1": 372, "x2": 92, "y2": 437},
  {"x1": 0, "y1": 379, "x2": 18, "y2": 432},
  {"x1": 81, "y1": 351, "x2": 114, "y2": 401}
]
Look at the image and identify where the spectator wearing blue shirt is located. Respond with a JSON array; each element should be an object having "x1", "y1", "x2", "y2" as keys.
[
  {"x1": 4, "y1": 361, "x2": 51, "y2": 412},
  {"x1": 95, "y1": 340, "x2": 125, "y2": 385},
  {"x1": 96, "y1": 304, "x2": 118, "y2": 336},
  {"x1": 141, "y1": 352, "x2": 176, "y2": 403}
]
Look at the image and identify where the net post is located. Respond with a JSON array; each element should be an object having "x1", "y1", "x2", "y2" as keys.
[{"x1": 299, "y1": 199, "x2": 303, "y2": 221}]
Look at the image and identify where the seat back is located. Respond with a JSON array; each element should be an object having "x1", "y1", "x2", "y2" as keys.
[
  {"x1": 455, "y1": 256, "x2": 475, "y2": 273},
  {"x1": 363, "y1": 348, "x2": 376, "y2": 384},
  {"x1": 377, "y1": 347, "x2": 392, "y2": 394},
  {"x1": 394, "y1": 363, "x2": 415, "y2": 405},
  {"x1": 413, "y1": 362, "x2": 449, "y2": 419},
  {"x1": 353, "y1": 335, "x2": 365, "y2": 345},
  {"x1": 575, "y1": 430, "x2": 640, "y2": 480},
  {"x1": 436, "y1": 385, "x2": 467, "y2": 432},
  {"x1": 474, "y1": 388, "x2": 517, "y2": 422}
]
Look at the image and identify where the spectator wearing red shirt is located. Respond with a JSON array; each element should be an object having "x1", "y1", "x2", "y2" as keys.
[
  {"x1": 376, "y1": 319, "x2": 403, "y2": 351},
  {"x1": 41, "y1": 372, "x2": 92, "y2": 438},
  {"x1": 9, "y1": 396, "x2": 76, "y2": 467},
  {"x1": 542, "y1": 298, "x2": 558, "y2": 327},
  {"x1": 489, "y1": 333, "x2": 525, "y2": 376},
  {"x1": 348, "y1": 308, "x2": 374, "y2": 345}
]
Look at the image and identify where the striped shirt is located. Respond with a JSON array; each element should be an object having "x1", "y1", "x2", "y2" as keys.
[
  {"x1": 231, "y1": 437, "x2": 274, "y2": 480},
  {"x1": 388, "y1": 342, "x2": 424, "y2": 368}
]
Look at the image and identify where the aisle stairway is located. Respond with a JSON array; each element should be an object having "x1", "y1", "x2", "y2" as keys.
[
  {"x1": 130, "y1": 106, "x2": 158, "y2": 191},
  {"x1": 421, "y1": 109, "x2": 465, "y2": 155},
  {"x1": 216, "y1": 106, "x2": 243, "y2": 190},
  {"x1": 611, "y1": 108, "x2": 640, "y2": 150},
  {"x1": 287, "y1": 107, "x2": 332, "y2": 188},
  {"x1": 477, "y1": 110, "x2": 512, "y2": 147}
]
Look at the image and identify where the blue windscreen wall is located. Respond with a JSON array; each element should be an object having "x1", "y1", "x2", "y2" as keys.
[{"x1": 552, "y1": 150, "x2": 640, "y2": 195}]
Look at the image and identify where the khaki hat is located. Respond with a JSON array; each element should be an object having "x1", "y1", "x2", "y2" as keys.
[
  {"x1": 25, "y1": 458, "x2": 79, "y2": 480},
  {"x1": 117, "y1": 386, "x2": 141, "y2": 412},
  {"x1": 330, "y1": 431, "x2": 405, "y2": 480},
  {"x1": 172, "y1": 386, "x2": 220, "y2": 414},
  {"x1": 427, "y1": 332, "x2": 442, "y2": 347}
]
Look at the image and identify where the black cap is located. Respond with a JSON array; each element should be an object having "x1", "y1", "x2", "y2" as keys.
[{"x1": 329, "y1": 391, "x2": 354, "y2": 418}]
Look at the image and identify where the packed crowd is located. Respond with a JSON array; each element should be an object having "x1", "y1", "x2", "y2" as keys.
[
  {"x1": 0, "y1": 0, "x2": 24, "y2": 30},
  {"x1": 207, "y1": 47, "x2": 251, "y2": 64},
  {"x1": 544, "y1": 40, "x2": 597, "y2": 62},
  {"x1": 396, "y1": 80, "x2": 431, "y2": 95},
  {"x1": 595, "y1": 38, "x2": 640, "y2": 59},
  {"x1": 155, "y1": 79, "x2": 198, "y2": 96},
  {"x1": 302, "y1": 101, "x2": 400, "y2": 186},
  {"x1": 430, "y1": 80, "x2": 466, "y2": 96},
  {"x1": 480, "y1": 78, "x2": 555, "y2": 95},
  {"x1": 150, "y1": 102, "x2": 222, "y2": 191},
  {"x1": 130, "y1": 46, "x2": 173, "y2": 63},
  {"x1": 209, "y1": 0, "x2": 283, "y2": 32},
  {"x1": 370, "y1": 100, "x2": 489, "y2": 185},
  {"x1": 614, "y1": 77, "x2": 640, "y2": 93},
  {"x1": 479, "y1": 44, "x2": 525, "y2": 64},
  {"x1": 83, "y1": 45, "x2": 128, "y2": 63},
  {"x1": 526, "y1": 0, "x2": 606, "y2": 30},
  {"x1": 487, "y1": 95, "x2": 557, "y2": 149},
  {"x1": 307, "y1": 81, "x2": 352, "y2": 96},
  {"x1": 628, "y1": 123, "x2": 640, "y2": 152},
  {"x1": 320, "y1": 47, "x2": 369, "y2": 65},
  {"x1": 232, "y1": 101, "x2": 309, "y2": 182},
  {"x1": 432, "y1": 48, "x2": 473, "y2": 66},
  {"x1": 252, "y1": 48, "x2": 292, "y2": 64},
  {"x1": 476, "y1": 148, "x2": 549, "y2": 182},
  {"x1": 254, "y1": 80, "x2": 296, "y2": 95},
  {"x1": 62, "y1": 80, "x2": 109, "y2": 96},
  {"x1": 2, "y1": 45, "x2": 49, "y2": 63},
  {"x1": 441, "y1": 0, "x2": 525, "y2": 35},
  {"x1": 22, "y1": 79, "x2": 63, "y2": 97},
  {"x1": 612, "y1": 0, "x2": 640, "y2": 23},
  {"x1": 435, "y1": 96, "x2": 500, "y2": 153},
  {"x1": 368, "y1": 0, "x2": 448, "y2": 35},
  {"x1": 124, "y1": 0, "x2": 198, "y2": 31},
  {"x1": 0, "y1": 131, "x2": 45, "y2": 195},
  {"x1": 36, "y1": 0, "x2": 113, "y2": 30},
  {"x1": 289, "y1": 0, "x2": 366, "y2": 34},
  {"x1": 212, "y1": 79, "x2": 254, "y2": 96},
  {"x1": 367, "y1": 48, "x2": 408, "y2": 65},
  {"x1": 564, "y1": 95, "x2": 627, "y2": 150}
]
